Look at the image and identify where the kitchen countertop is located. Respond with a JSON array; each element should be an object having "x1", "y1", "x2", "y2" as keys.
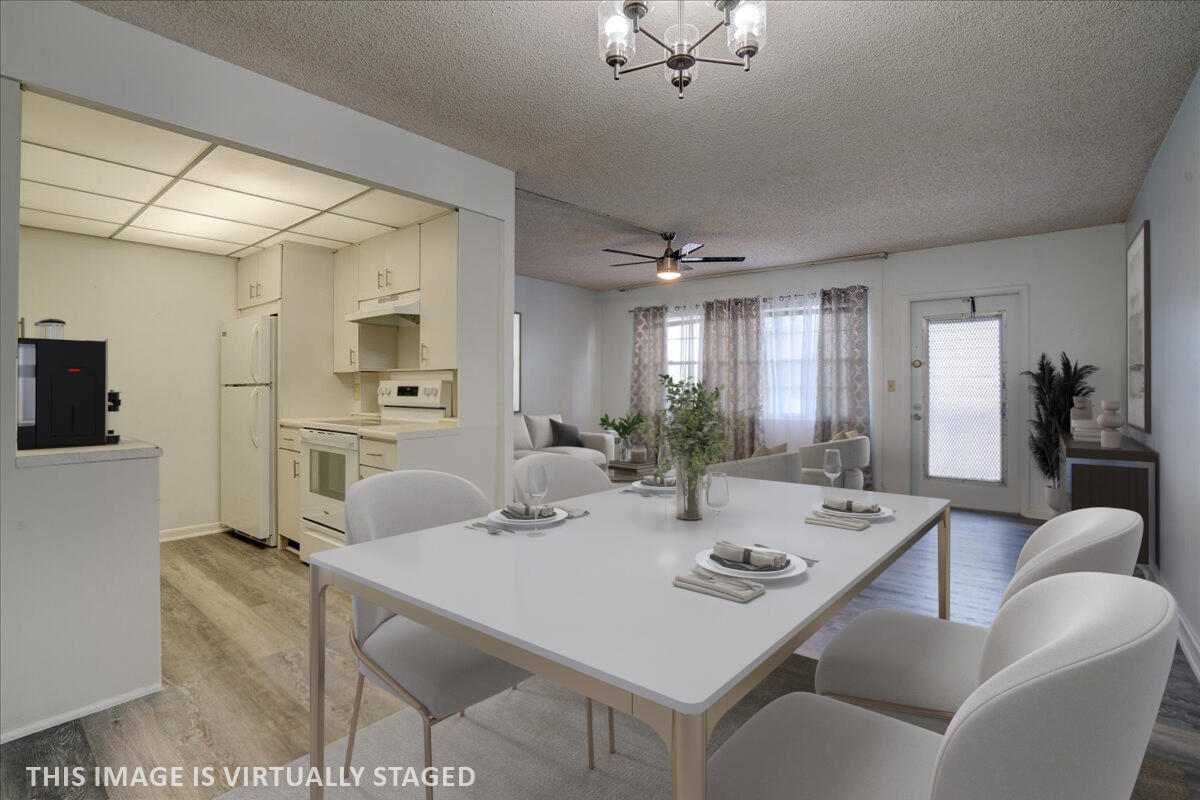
[
  {"x1": 279, "y1": 415, "x2": 458, "y2": 442},
  {"x1": 15, "y1": 438, "x2": 162, "y2": 469}
]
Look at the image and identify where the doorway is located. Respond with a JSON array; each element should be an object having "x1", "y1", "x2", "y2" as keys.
[{"x1": 910, "y1": 292, "x2": 1026, "y2": 512}]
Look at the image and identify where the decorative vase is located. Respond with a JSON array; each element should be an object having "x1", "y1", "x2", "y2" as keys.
[
  {"x1": 1070, "y1": 396, "x2": 1094, "y2": 421},
  {"x1": 1096, "y1": 400, "x2": 1124, "y2": 448},
  {"x1": 675, "y1": 469, "x2": 704, "y2": 521},
  {"x1": 615, "y1": 437, "x2": 632, "y2": 462},
  {"x1": 1045, "y1": 485, "x2": 1070, "y2": 514}
]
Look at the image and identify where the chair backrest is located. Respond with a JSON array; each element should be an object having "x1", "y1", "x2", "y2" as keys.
[
  {"x1": 512, "y1": 452, "x2": 612, "y2": 504},
  {"x1": 930, "y1": 572, "x2": 1177, "y2": 800},
  {"x1": 345, "y1": 470, "x2": 491, "y2": 643},
  {"x1": 1001, "y1": 507, "x2": 1142, "y2": 606}
]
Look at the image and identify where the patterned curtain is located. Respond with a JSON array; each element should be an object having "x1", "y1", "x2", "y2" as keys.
[
  {"x1": 702, "y1": 297, "x2": 763, "y2": 460},
  {"x1": 814, "y1": 285, "x2": 871, "y2": 486},
  {"x1": 629, "y1": 305, "x2": 667, "y2": 446}
]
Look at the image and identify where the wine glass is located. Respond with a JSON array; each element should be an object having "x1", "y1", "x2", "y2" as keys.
[
  {"x1": 526, "y1": 463, "x2": 549, "y2": 527},
  {"x1": 706, "y1": 472, "x2": 730, "y2": 517},
  {"x1": 823, "y1": 449, "x2": 843, "y2": 488}
]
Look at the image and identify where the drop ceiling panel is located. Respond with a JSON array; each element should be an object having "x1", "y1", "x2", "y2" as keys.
[
  {"x1": 186, "y1": 146, "x2": 365, "y2": 209},
  {"x1": 258, "y1": 230, "x2": 348, "y2": 250},
  {"x1": 20, "y1": 208, "x2": 120, "y2": 238},
  {"x1": 116, "y1": 226, "x2": 241, "y2": 255},
  {"x1": 21, "y1": 142, "x2": 172, "y2": 202},
  {"x1": 133, "y1": 206, "x2": 277, "y2": 245},
  {"x1": 292, "y1": 213, "x2": 391, "y2": 243},
  {"x1": 156, "y1": 180, "x2": 313, "y2": 229},
  {"x1": 22, "y1": 92, "x2": 209, "y2": 174},
  {"x1": 334, "y1": 189, "x2": 445, "y2": 227},
  {"x1": 20, "y1": 180, "x2": 141, "y2": 224}
]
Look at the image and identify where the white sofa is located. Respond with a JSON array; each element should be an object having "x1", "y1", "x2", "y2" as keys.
[
  {"x1": 512, "y1": 413, "x2": 615, "y2": 467},
  {"x1": 709, "y1": 435, "x2": 870, "y2": 489}
]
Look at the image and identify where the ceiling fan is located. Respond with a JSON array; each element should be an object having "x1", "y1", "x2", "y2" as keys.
[{"x1": 604, "y1": 232, "x2": 745, "y2": 281}]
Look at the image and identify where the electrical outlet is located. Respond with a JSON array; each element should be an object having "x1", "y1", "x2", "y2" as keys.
[{"x1": 887, "y1": 379, "x2": 896, "y2": 392}]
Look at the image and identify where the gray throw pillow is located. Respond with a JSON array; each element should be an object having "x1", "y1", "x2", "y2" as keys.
[{"x1": 549, "y1": 418, "x2": 585, "y2": 448}]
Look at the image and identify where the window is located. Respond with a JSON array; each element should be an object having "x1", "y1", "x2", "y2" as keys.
[
  {"x1": 760, "y1": 294, "x2": 819, "y2": 445},
  {"x1": 665, "y1": 307, "x2": 701, "y2": 383}
]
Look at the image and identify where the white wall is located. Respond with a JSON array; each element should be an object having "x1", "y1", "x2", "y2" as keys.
[
  {"x1": 18, "y1": 228, "x2": 235, "y2": 535},
  {"x1": 1, "y1": 1, "x2": 514, "y2": 741},
  {"x1": 1124, "y1": 69, "x2": 1200, "y2": 672},
  {"x1": 516, "y1": 275, "x2": 603, "y2": 426},
  {"x1": 598, "y1": 224, "x2": 1127, "y2": 515}
]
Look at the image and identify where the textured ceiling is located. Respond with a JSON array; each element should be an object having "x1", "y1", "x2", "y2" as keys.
[{"x1": 81, "y1": 0, "x2": 1200, "y2": 290}]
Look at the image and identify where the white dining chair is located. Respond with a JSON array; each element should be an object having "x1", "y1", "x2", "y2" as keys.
[
  {"x1": 709, "y1": 572, "x2": 1178, "y2": 800},
  {"x1": 512, "y1": 452, "x2": 612, "y2": 504},
  {"x1": 512, "y1": 451, "x2": 616, "y2": 768},
  {"x1": 342, "y1": 470, "x2": 532, "y2": 800},
  {"x1": 814, "y1": 506, "x2": 1143, "y2": 731}
]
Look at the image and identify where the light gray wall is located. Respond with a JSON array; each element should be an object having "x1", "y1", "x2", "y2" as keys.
[
  {"x1": 1124, "y1": 69, "x2": 1200, "y2": 669},
  {"x1": 515, "y1": 275, "x2": 603, "y2": 427}
]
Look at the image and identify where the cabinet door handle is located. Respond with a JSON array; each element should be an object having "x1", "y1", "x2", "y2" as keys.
[
  {"x1": 385, "y1": 269, "x2": 392, "y2": 287},
  {"x1": 365, "y1": 451, "x2": 383, "y2": 458},
  {"x1": 250, "y1": 281, "x2": 256, "y2": 299},
  {"x1": 421, "y1": 342, "x2": 429, "y2": 362},
  {"x1": 293, "y1": 459, "x2": 299, "y2": 478},
  {"x1": 256, "y1": 281, "x2": 263, "y2": 298},
  {"x1": 377, "y1": 271, "x2": 383, "y2": 289},
  {"x1": 349, "y1": 348, "x2": 356, "y2": 365}
]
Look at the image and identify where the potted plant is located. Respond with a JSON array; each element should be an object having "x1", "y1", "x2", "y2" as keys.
[
  {"x1": 658, "y1": 375, "x2": 736, "y2": 520},
  {"x1": 599, "y1": 410, "x2": 645, "y2": 462},
  {"x1": 1021, "y1": 352, "x2": 1098, "y2": 514}
]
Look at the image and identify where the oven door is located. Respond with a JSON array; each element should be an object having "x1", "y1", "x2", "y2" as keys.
[{"x1": 299, "y1": 428, "x2": 358, "y2": 536}]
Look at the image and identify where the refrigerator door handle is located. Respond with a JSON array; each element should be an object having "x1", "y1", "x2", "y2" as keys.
[
  {"x1": 249, "y1": 387, "x2": 260, "y2": 449},
  {"x1": 250, "y1": 323, "x2": 261, "y2": 384}
]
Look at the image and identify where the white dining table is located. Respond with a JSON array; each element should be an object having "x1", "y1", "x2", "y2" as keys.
[{"x1": 308, "y1": 477, "x2": 950, "y2": 800}]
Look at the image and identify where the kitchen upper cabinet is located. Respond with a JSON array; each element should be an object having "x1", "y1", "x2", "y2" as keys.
[
  {"x1": 357, "y1": 234, "x2": 388, "y2": 301},
  {"x1": 357, "y1": 226, "x2": 418, "y2": 301},
  {"x1": 277, "y1": 445, "x2": 300, "y2": 543},
  {"x1": 334, "y1": 245, "x2": 397, "y2": 373},
  {"x1": 418, "y1": 212, "x2": 458, "y2": 370},
  {"x1": 237, "y1": 244, "x2": 283, "y2": 309}
]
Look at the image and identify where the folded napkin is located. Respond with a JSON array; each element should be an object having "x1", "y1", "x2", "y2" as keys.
[
  {"x1": 823, "y1": 495, "x2": 880, "y2": 514},
  {"x1": 713, "y1": 539, "x2": 789, "y2": 569},
  {"x1": 557, "y1": 505, "x2": 589, "y2": 519},
  {"x1": 643, "y1": 474, "x2": 676, "y2": 487},
  {"x1": 501, "y1": 503, "x2": 557, "y2": 521},
  {"x1": 805, "y1": 514, "x2": 870, "y2": 531},
  {"x1": 673, "y1": 568, "x2": 764, "y2": 603}
]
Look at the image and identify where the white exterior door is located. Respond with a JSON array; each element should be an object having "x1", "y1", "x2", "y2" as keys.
[{"x1": 910, "y1": 293, "x2": 1025, "y2": 512}]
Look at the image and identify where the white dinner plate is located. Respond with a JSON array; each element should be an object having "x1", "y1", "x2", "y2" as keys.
[
  {"x1": 695, "y1": 548, "x2": 807, "y2": 581},
  {"x1": 632, "y1": 479, "x2": 675, "y2": 494},
  {"x1": 487, "y1": 508, "x2": 569, "y2": 528},
  {"x1": 811, "y1": 502, "x2": 894, "y2": 520}
]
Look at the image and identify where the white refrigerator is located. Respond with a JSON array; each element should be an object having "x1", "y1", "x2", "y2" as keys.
[{"x1": 220, "y1": 314, "x2": 276, "y2": 542}]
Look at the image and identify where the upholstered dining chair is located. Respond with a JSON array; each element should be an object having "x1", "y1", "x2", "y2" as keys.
[
  {"x1": 512, "y1": 452, "x2": 612, "y2": 505},
  {"x1": 343, "y1": 470, "x2": 532, "y2": 800},
  {"x1": 709, "y1": 572, "x2": 1178, "y2": 800},
  {"x1": 814, "y1": 506, "x2": 1143, "y2": 731},
  {"x1": 511, "y1": 452, "x2": 616, "y2": 768}
]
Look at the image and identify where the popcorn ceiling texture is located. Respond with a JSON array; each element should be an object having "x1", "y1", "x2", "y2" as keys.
[{"x1": 83, "y1": 1, "x2": 1200, "y2": 290}]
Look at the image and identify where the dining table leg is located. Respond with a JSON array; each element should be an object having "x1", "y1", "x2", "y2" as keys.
[
  {"x1": 309, "y1": 565, "x2": 329, "y2": 800},
  {"x1": 937, "y1": 506, "x2": 951, "y2": 620},
  {"x1": 670, "y1": 710, "x2": 707, "y2": 800}
]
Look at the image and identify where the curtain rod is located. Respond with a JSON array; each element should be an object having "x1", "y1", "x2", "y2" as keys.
[{"x1": 617, "y1": 251, "x2": 888, "y2": 292}]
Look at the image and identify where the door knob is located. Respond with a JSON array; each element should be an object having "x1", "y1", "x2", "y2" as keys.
[{"x1": 912, "y1": 359, "x2": 923, "y2": 368}]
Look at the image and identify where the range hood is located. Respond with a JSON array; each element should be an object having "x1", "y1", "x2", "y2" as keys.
[{"x1": 346, "y1": 291, "x2": 420, "y2": 326}]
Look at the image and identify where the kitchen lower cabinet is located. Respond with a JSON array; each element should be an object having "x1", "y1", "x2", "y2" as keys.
[
  {"x1": 277, "y1": 445, "x2": 300, "y2": 543},
  {"x1": 360, "y1": 464, "x2": 391, "y2": 481}
]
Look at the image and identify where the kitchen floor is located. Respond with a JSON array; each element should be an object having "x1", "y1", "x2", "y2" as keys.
[{"x1": 2, "y1": 513, "x2": 1198, "y2": 798}]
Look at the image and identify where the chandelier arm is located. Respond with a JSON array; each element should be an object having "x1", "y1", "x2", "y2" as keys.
[
  {"x1": 618, "y1": 58, "x2": 669, "y2": 75},
  {"x1": 688, "y1": 20, "x2": 724, "y2": 54},
  {"x1": 637, "y1": 26, "x2": 673, "y2": 53},
  {"x1": 693, "y1": 56, "x2": 746, "y2": 67}
]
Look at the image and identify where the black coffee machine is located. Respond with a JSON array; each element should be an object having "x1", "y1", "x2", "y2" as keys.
[{"x1": 17, "y1": 337, "x2": 120, "y2": 450}]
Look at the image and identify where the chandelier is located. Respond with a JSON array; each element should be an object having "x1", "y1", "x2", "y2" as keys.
[{"x1": 598, "y1": 0, "x2": 767, "y2": 98}]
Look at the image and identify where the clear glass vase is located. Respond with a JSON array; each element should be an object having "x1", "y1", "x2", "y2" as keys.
[{"x1": 675, "y1": 469, "x2": 704, "y2": 521}]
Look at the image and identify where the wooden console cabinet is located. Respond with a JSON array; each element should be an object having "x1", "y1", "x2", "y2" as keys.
[{"x1": 1062, "y1": 434, "x2": 1158, "y2": 565}]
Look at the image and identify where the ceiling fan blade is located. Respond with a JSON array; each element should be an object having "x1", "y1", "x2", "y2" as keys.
[
  {"x1": 610, "y1": 260, "x2": 657, "y2": 267},
  {"x1": 679, "y1": 263, "x2": 694, "y2": 271},
  {"x1": 677, "y1": 242, "x2": 704, "y2": 256},
  {"x1": 680, "y1": 256, "x2": 746, "y2": 262},
  {"x1": 603, "y1": 248, "x2": 658, "y2": 259}
]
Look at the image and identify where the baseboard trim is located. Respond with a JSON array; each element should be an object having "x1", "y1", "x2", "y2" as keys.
[
  {"x1": 0, "y1": 682, "x2": 161, "y2": 744},
  {"x1": 1177, "y1": 609, "x2": 1200, "y2": 685},
  {"x1": 1019, "y1": 507, "x2": 1054, "y2": 521},
  {"x1": 160, "y1": 522, "x2": 228, "y2": 542}
]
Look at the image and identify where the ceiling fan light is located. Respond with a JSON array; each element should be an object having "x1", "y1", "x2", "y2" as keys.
[
  {"x1": 598, "y1": 2, "x2": 635, "y2": 66},
  {"x1": 727, "y1": 0, "x2": 766, "y2": 59},
  {"x1": 657, "y1": 261, "x2": 682, "y2": 280}
]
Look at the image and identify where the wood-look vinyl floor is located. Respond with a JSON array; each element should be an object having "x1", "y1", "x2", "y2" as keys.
[{"x1": 2, "y1": 511, "x2": 1198, "y2": 799}]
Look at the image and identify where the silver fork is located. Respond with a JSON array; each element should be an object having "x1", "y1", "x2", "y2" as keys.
[{"x1": 754, "y1": 543, "x2": 820, "y2": 566}]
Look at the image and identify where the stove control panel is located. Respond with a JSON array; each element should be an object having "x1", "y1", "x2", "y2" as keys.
[{"x1": 378, "y1": 379, "x2": 452, "y2": 409}]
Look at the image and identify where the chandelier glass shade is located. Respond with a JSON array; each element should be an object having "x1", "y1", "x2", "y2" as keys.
[{"x1": 598, "y1": 0, "x2": 768, "y2": 98}]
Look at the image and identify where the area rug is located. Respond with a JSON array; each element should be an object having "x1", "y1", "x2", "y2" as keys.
[{"x1": 218, "y1": 655, "x2": 1188, "y2": 799}]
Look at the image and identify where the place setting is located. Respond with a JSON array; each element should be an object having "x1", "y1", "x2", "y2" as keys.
[
  {"x1": 676, "y1": 539, "x2": 813, "y2": 603},
  {"x1": 806, "y1": 495, "x2": 894, "y2": 531},
  {"x1": 468, "y1": 463, "x2": 588, "y2": 537}
]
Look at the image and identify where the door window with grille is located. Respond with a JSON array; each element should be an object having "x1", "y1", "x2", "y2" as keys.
[{"x1": 924, "y1": 314, "x2": 1006, "y2": 484}]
